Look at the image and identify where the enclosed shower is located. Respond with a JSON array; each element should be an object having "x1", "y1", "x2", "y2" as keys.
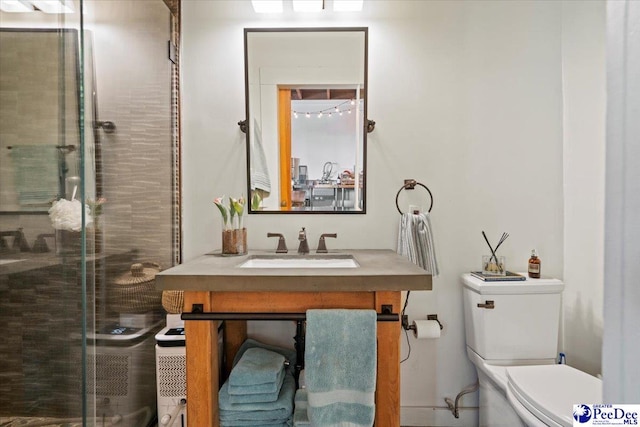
[{"x1": 0, "y1": 1, "x2": 180, "y2": 426}]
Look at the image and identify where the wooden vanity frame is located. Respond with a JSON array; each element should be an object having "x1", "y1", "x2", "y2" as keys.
[
  {"x1": 155, "y1": 249, "x2": 432, "y2": 427},
  {"x1": 183, "y1": 289, "x2": 402, "y2": 427}
]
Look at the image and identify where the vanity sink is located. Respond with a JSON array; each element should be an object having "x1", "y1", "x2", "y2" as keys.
[
  {"x1": 239, "y1": 254, "x2": 359, "y2": 269},
  {"x1": 156, "y1": 249, "x2": 432, "y2": 292}
]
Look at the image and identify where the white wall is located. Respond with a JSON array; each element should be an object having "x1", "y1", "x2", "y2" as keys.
[
  {"x1": 181, "y1": 1, "x2": 604, "y2": 425},
  {"x1": 560, "y1": 1, "x2": 606, "y2": 377}
]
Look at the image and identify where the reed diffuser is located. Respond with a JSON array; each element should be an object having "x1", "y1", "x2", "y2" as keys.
[{"x1": 481, "y1": 231, "x2": 509, "y2": 275}]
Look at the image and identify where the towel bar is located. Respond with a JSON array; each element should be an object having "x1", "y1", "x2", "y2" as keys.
[
  {"x1": 181, "y1": 310, "x2": 399, "y2": 322},
  {"x1": 6, "y1": 144, "x2": 76, "y2": 152},
  {"x1": 396, "y1": 179, "x2": 434, "y2": 214}
]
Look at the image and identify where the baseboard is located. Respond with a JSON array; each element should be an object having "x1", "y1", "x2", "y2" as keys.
[{"x1": 401, "y1": 406, "x2": 478, "y2": 427}]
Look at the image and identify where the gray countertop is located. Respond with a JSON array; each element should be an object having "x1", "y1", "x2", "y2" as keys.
[
  {"x1": 0, "y1": 253, "x2": 66, "y2": 275},
  {"x1": 1, "y1": 250, "x2": 134, "y2": 276},
  {"x1": 155, "y1": 249, "x2": 432, "y2": 292}
]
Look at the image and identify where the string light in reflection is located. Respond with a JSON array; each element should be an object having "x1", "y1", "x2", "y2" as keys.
[{"x1": 293, "y1": 99, "x2": 362, "y2": 119}]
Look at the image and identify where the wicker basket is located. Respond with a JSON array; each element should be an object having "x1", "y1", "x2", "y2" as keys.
[
  {"x1": 161, "y1": 290, "x2": 184, "y2": 314},
  {"x1": 109, "y1": 262, "x2": 162, "y2": 314}
]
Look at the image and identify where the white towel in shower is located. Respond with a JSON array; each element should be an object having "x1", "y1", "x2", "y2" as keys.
[{"x1": 397, "y1": 212, "x2": 439, "y2": 276}]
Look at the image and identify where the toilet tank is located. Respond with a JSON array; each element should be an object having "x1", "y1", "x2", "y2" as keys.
[{"x1": 462, "y1": 274, "x2": 564, "y2": 362}]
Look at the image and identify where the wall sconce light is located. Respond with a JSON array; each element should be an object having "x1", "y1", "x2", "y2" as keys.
[
  {"x1": 292, "y1": 0, "x2": 323, "y2": 12},
  {"x1": 251, "y1": 0, "x2": 363, "y2": 14},
  {"x1": 250, "y1": 0, "x2": 283, "y2": 14},
  {"x1": 333, "y1": 0, "x2": 363, "y2": 12},
  {"x1": 0, "y1": 0, "x2": 74, "y2": 13}
]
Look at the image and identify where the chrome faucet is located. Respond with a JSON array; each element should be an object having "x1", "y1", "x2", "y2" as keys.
[{"x1": 297, "y1": 227, "x2": 309, "y2": 254}]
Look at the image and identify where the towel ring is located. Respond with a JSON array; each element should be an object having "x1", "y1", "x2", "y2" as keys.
[{"x1": 395, "y1": 179, "x2": 433, "y2": 214}]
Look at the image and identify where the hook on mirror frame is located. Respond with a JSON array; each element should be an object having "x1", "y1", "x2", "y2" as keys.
[
  {"x1": 367, "y1": 119, "x2": 376, "y2": 133},
  {"x1": 238, "y1": 120, "x2": 247, "y2": 134}
]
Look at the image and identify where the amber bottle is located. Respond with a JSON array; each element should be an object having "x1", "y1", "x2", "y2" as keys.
[{"x1": 528, "y1": 249, "x2": 541, "y2": 279}]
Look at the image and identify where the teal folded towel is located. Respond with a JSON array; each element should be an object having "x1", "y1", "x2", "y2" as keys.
[
  {"x1": 221, "y1": 419, "x2": 292, "y2": 427},
  {"x1": 305, "y1": 309, "x2": 377, "y2": 427},
  {"x1": 293, "y1": 389, "x2": 310, "y2": 427},
  {"x1": 229, "y1": 369, "x2": 285, "y2": 404},
  {"x1": 233, "y1": 339, "x2": 296, "y2": 376},
  {"x1": 230, "y1": 347, "x2": 286, "y2": 387},
  {"x1": 295, "y1": 388, "x2": 308, "y2": 404},
  {"x1": 10, "y1": 145, "x2": 60, "y2": 206},
  {"x1": 219, "y1": 373, "x2": 295, "y2": 422}
]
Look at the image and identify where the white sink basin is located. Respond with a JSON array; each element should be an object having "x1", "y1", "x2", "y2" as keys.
[{"x1": 239, "y1": 255, "x2": 359, "y2": 269}]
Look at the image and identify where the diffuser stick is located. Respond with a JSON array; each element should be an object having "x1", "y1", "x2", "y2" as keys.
[
  {"x1": 482, "y1": 231, "x2": 499, "y2": 264},
  {"x1": 493, "y1": 232, "x2": 509, "y2": 256}
]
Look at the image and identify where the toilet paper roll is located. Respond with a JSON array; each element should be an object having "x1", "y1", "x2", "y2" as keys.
[{"x1": 412, "y1": 320, "x2": 441, "y2": 339}]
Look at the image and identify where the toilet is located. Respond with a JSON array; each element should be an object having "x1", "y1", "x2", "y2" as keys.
[{"x1": 462, "y1": 274, "x2": 602, "y2": 426}]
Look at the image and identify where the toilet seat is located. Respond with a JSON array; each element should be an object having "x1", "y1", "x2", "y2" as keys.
[
  {"x1": 506, "y1": 365, "x2": 602, "y2": 427},
  {"x1": 507, "y1": 381, "x2": 561, "y2": 426},
  {"x1": 506, "y1": 383, "x2": 551, "y2": 427}
]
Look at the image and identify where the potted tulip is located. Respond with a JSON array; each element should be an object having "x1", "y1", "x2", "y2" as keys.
[{"x1": 214, "y1": 195, "x2": 247, "y2": 255}]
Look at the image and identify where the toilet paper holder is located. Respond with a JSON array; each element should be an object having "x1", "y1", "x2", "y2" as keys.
[
  {"x1": 402, "y1": 314, "x2": 443, "y2": 332},
  {"x1": 426, "y1": 314, "x2": 444, "y2": 330}
]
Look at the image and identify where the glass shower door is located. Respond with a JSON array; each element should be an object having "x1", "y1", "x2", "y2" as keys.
[
  {"x1": 81, "y1": 1, "x2": 177, "y2": 426},
  {"x1": 0, "y1": 18, "x2": 90, "y2": 427},
  {"x1": 1, "y1": 1, "x2": 178, "y2": 426}
]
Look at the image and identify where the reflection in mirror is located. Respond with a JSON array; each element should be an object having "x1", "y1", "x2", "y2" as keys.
[
  {"x1": 245, "y1": 28, "x2": 368, "y2": 214},
  {"x1": 0, "y1": 29, "x2": 82, "y2": 213},
  {"x1": 289, "y1": 87, "x2": 364, "y2": 210}
]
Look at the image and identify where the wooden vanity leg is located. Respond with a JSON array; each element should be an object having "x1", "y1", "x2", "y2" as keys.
[
  {"x1": 222, "y1": 320, "x2": 248, "y2": 379},
  {"x1": 184, "y1": 291, "x2": 218, "y2": 427},
  {"x1": 374, "y1": 291, "x2": 402, "y2": 427}
]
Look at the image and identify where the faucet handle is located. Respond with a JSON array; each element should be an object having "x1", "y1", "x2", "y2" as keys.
[
  {"x1": 13, "y1": 228, "x2": 30, "y2": 252},
  {"x1": 316, "y1": 233, "x2": 337, "y2": 253},
  {"x1": 267, "y1": 233, "x2": 288, "y2": 253}
]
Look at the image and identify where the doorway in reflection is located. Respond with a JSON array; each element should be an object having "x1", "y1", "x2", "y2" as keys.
[{"x1": 282, "y1": 87, "x2": 365, "y2": 211}]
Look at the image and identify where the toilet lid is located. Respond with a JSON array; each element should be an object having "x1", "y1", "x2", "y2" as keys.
[{"x1": 506, "y1": 365, "x2": 602, "y2": 427}]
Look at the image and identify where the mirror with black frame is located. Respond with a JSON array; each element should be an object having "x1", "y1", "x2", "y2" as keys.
[{"x1": 244, "y1": 27, "x2": 368, "y2": 213}]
